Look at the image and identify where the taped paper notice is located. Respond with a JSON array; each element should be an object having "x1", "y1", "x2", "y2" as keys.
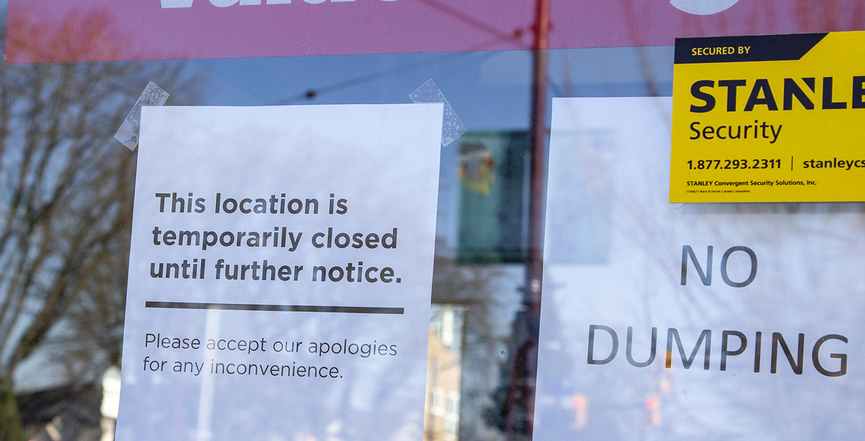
[
  {"x1": 411, "y1": 79, "x2": 467, "y2": 147},
  {"x1": 535, "y1": 97, "x2": 865, "y2": 439},
  {"x1": 115, "y1": 103, "x2": 443, "y2": 441},
  {"x1": 114, "y1": 82, "x2": 169, "y2": 151}
]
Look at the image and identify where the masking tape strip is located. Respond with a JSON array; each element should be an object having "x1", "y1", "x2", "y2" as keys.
[
  {"x1": 114, "y1": 81, "x2": 170, "y2": 151},
  {"x1": 410, "y1": 79, "x2": 467, "y2": 147}
]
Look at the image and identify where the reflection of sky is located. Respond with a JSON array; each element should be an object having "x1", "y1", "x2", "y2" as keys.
[
  {"x1": 188, "y1": 46, "x2": 673, "y2": 253},
  {"x1": 192, "y1": 46, "x2": 674, "y2": 129}
]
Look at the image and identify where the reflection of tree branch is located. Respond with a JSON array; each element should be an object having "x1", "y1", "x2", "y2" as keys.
[
  {"x1": 0, "y1": 11, "x2": 205, "y2": 435},
  {"x1": 415, "y1": 0, "x2": 531, "y2": 49},
  {"x1": 274, "y1": 38, "x2": 506, "y2": 104},
  {"x1": 431, "y1": 251, "x2": 509, "y2": 440}
]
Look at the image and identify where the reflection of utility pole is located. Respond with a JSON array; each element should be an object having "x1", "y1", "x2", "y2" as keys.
[
  {"x1": 528, "y1": 0, "x2": 550, "y2": 289},
  {"x1": 503, "y1": 0, "x2": 549, "y2": 438}
]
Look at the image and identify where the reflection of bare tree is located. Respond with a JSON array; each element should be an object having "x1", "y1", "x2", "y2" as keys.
[
  {"x1": 431, "y1": 251, "x2": 512, "y2": 441},
  {"x1": 795, "y1": 0, "x2": 865, "y2": 31},
  {"x1": 0, "y1": 12, "x2": 202, "y2": 439},
  {"x1": 6, "y1": 10, "x2": 140, "y2": 64},
  {"x1": 432, "y1": 253, "x2": 505, "y2": 359},
  {"x1": 620, "y1": 0, "x2": 865, "y2": 48},
  {"x1": 618, "y1": 0, "x2": 865, "y2": 102}
]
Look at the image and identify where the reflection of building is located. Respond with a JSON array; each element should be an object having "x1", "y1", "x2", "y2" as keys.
[
  {"x1": 99, "y1": 366, "x2": 120, "y2": 441},
  {"x1": 18, "y1": 367, "x2": 121, "y2": 441},
  {"x1": 455, "y1": 132, "x2": 528, "y2": 264},
  {"x1": 18, "y1": 382, "x2": 102, "y2": 441},
  {"x1": 424, "y1": 306, "x2": 463, "y2": 441}
]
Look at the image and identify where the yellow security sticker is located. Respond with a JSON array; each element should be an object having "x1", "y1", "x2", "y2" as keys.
[{"x1": 671, "y1": 31, "x2": 865, "y2": 202}]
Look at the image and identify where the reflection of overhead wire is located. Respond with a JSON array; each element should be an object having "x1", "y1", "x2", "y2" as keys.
[
  {"x1": 271, "y1": 33, "x2": 527, "y2": 104},
  {"x1": 415, "y1": 0, "x2": 531, "y2": 48}
]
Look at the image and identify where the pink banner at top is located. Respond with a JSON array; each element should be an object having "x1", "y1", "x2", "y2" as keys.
[{"x1": 6, "y1": 0, "x2": 865, "y2": 63}]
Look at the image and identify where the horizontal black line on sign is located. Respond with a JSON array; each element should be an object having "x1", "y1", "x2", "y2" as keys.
[{"x1": 145, "y1": 301, "x2": 404, "y2": 315}]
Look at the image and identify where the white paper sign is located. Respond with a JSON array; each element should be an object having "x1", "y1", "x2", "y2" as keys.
[
  {"x1": 535, "y1": 97, "x2": 865, "y2": 439},
  {"x1": 116, "y1": 104, "x2": 443, "y2": 441}
]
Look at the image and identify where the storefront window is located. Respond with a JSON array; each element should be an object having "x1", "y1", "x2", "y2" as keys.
[{"x1": 1, "y1": 1, "x2": 863, "y2": 440}]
